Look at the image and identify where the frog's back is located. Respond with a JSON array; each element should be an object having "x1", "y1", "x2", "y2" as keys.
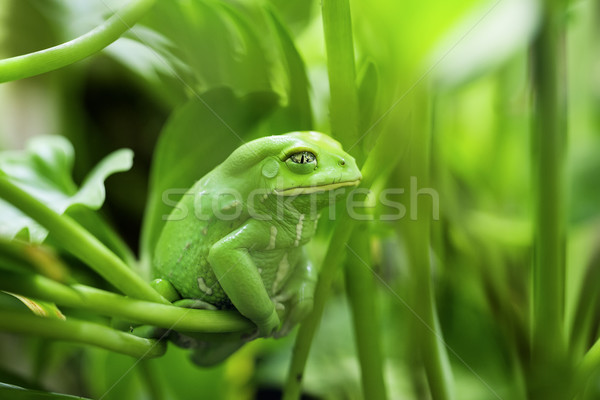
[{"x1": 152, "y1": 176, "x2": 245, "y2": 308}]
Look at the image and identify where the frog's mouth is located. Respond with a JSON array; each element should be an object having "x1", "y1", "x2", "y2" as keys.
[{"x1": 274, "y1": 179, "x2": 361, "y2": 196}]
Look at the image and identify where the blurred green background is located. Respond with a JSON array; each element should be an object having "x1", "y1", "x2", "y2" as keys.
[{"x1": 0, "y1": 0, "x2": 599, "y2": 399}]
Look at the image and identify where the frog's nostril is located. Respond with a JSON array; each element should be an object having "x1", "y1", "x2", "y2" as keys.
[{"x1": 339, "y1": 159, "x2": 346, "y2": 166}]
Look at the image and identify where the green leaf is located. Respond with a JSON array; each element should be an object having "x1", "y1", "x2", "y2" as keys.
[
  {"x1": 263, "y1": 6, "x2": 313, "y2": 131},
  {"x1": 3, "y1": 293, "x2": 65, "y2": 320},
  {"x1": 139, "y1": 0, "x2": 273, "y2": 95},
  {"x1": 0, "y1": 136, "x2": 133, "y2": 243},
  {"x1": 140, "y1": 87, "x2": 278, "y2": 268},
  {"x1": 357, "y1": 60, "x2": 380, "y2": 159}
]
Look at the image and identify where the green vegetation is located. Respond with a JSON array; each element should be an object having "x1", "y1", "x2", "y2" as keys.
[{"x1": 0, "y1": 0, "x2": 599, "y2": 399}]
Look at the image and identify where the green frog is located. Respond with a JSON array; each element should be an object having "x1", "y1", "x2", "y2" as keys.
[{"x1": 152, "y1": 131, "x2": 361, "y2": 365}]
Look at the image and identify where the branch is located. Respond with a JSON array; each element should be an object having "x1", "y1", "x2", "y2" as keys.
[
  {"x1": 0, "y1": 310, "x2": 165, "y2": 359},
  {"x1": 0, "y1": 177, "x2": 167, "y2": 304},
  {"x1": 0, "y1": 0, "x2": 155, "y2": 82},
  {"x1": 0, "y1": 272, "x2": 253, "y2": 333}
]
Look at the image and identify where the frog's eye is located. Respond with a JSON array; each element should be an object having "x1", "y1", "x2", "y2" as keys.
[
  {"x1": 289, "y1": 151, "x2": 316, "y2": 164},
  {"x1": 285, "y1": 151, "x2": 317, "y2": 174}
]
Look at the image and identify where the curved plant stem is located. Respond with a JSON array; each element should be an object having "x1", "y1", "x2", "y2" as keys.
[
  {"x1": 0, "y1": 272, "x2": 253, "y2": 333},
  {"x1": 0, "y1": 310, "x2": 165, "y2": 358},
  {"x1": 0, "y1": 177, "x2": 167, "y2": 304},
  {"x1": 0, "y1": 0, "x2": 155, "y2": 83}
]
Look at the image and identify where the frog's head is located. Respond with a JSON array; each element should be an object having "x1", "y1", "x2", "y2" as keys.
[
  {"x1": 265, "y1": 131, "x2": 362, "y2": 196},
  {"x1": 223, "y1": 131, "x2": 361, "y2": 197}
]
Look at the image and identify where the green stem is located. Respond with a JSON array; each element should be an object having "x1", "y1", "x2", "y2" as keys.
[
  {"x1": 403, "y1": 88, "x2": 453, "y2": 400},
  {"x1": 0, "y1": 310, "x2": 165, "y2": 359},
  {"x1": 322, "y1": 0, "x2": 360, "y2": 150},
  {"x1": 0, "y1": 0, "x2": 155, "y2": 83},
  {"x1": 283, "y1": 3, "x2": 362, "y2": 397},
  {"x1": 86, "y1": 211, "x2": 138, "y2": 269},
  {"x1": 345, "y1": 227, "x2": 387, "y2": 400},
  {"x1": 283, "y1": 138, "x2": 404, "y2": 400},
  {"x1": 0, "y1": 177, "x2": 167, "y2": 304},
  {"x1": 139, "y1": 361, "x2": 165, "y2": 400},
  {"x1": 0, "y1": 272, "x2": 253, "y2": 333},
  {"x1": 529, "y1": 0, "x2": 568, "y2": 394},
  {"x1": 283, "y1": 215, "x2": 355, "y2": 400}
]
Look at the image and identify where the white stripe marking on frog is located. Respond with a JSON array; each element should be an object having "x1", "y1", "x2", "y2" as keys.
[
  {"x1": 294, "y1": 214, "x2": 305, "y2": 247},
  {"x1": 272, "y1": 253, "x2": 290, "y2": 293},
  {"x1": 266, "y1": 225, "x2": 277, "y2": 250},
  {"x1": 197, "y1": 277, "x2": 213, "y2": 295}
]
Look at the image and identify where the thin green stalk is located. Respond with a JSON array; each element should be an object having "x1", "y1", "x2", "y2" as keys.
[
  {"x1": 0, "y1": 272, "x2": 253, "y2": 333},
  {"x1": 284, "y1": 152, "x2": 403, "y2": 399},
  {"x1": 322, "y1": 0, "x2": 360, "y2": 148},
  {"x1": 283, "y1": 2, "x2": 362, "y2": 398},
  {"x1": 345, "y1": 227, "x2": 387, "y2": 400},
  {"x1": 138, "y1": 361, "x2": 165, "y2": 400},
  {"x1": 324, "y1": 1, "x2": 386, "y2": 397},
  {"x1": 85, "y1": 211, "x2": 138, "y2": 269},
  {"x1": 283, "y1": 73, "x2": 409, "y2": 400},
  {"x1": 0, "y1": 177, "x2": 167, "y2": 303},
  {"x1": 0, "y1": 0, "x2": 155, "y2": 83},
  {"x1": 0, "y1": 310, "x2": 165, "y2": 358},
  {"x1": 529, "y1": 0, "x2": 568, "y2": 395},
  {"x1": 283, "y1": 215, "x2": 355, "y2": 400},
  {"x1": 403, "y1": 88, "x2": 453, "y2": 400}
]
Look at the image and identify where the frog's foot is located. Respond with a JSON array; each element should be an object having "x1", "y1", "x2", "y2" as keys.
[
  {"x1": 166, "y1": 298, "x2": 247, "y2": 365},
  {"x1": 273, "y1": 296, "x2": 314, "y2": 339},
  {"x1": 190, "y1": 341, "x2": 246, "y2": 367},
  {"x1": 168, "y1": 299, "x2": 218, "y2": 348}
]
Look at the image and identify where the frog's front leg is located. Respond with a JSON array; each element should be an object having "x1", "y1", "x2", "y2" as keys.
[
  {"x1": 208, "y1": 221, "x2": 280, "y2": 337},
  {"x1": 274, "y1": 250, "x2": 317, "y2": 338}
]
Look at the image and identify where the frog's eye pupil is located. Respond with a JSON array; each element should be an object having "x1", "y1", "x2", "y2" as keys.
[{"x1": 290, "y1": 151, "x2": 316, "y2": 164}]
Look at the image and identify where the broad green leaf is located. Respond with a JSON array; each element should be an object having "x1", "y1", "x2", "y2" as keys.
[
  {"x1": 141, "y1": 0, "x2": 273, "y2": 95},
  {"x1": 0, "y1": 136, "x2": 133, "y2": 243},
  {"x1": 263, "y1": 6, "x2": 313, "y2": 132},
  {"x1": 140, "y1": 88, "x2": 278, "y2": 269}
]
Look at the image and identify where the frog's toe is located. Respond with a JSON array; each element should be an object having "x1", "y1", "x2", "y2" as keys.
[
  {"x1": 256, "y1": 309, "x2": 281, "y2": 338},
  {"x1": 274, "y1": 298, "x2": 313, "y2": 338}
]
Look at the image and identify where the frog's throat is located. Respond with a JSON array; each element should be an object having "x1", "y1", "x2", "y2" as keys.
[{"x1": 274, "y1": 179, "x2": 360, "y2": 196}]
